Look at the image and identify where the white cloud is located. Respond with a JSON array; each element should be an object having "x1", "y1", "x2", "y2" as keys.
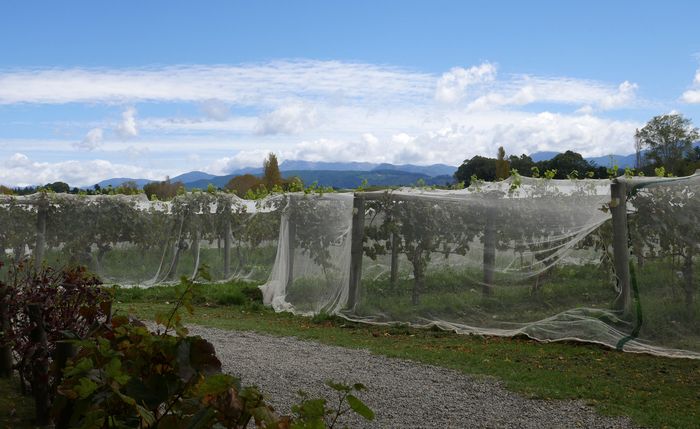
[
  {"x1": 216, "y1": 110, "x2": 638, "y2": 170},
  {"x1": 73, "y1": 127, "x2": 103, "y2": 151},
  {"x1": 0, "y1": 153, "x2": 162, "y2": 187},
  {"x1": 207, "y1": 149, "x2": 273, "y2": 175},
  {"x1": 599, "y1": 81, "x2": 638, "y2": 109},
  {"x1": 435, "y1": 63, "x2": 497, "y2": 103},
  {"x1": 123, "y1": 145, "x2": 150, "y2": 161},
  {"x1": 117, "y1": 107, "x2": 138, "y2": 138},
  {"x1": 0, "y1": 60, "x2": 649, "y2": 184},
  {"x1": 681, "y1": 70, "x2": 700, "y2": 103},
  {"x1": 199, "y1": 99, "x2": 230, "y2": 121},
  {"x1": 255, "y1": 104, "x2": 318, "y2": 135},
  {"x1": 467, "y1": 77, "x2": 638, "y2": 111},
  {"x1": 141, "y1": 116, "x2": 256, "y2": 133},
  {"x1": 0, "y1": 61, "x2": 435, "y2": 106},
  {"x1": 682, "y1": 90, "x2": 700, "y2": 103}
]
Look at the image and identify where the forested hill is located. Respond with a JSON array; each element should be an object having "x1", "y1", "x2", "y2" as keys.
[{"x1": 185, "y1": 170, "x2": 454, "y2": 190}]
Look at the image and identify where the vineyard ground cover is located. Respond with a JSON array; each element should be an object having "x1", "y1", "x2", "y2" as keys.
[
  {"x1": 114, "y1": 279, "x2": 265, "y2": 308},
  {"x1": 115, "y1": 283, "x2": 700, "y2": 429},
  {"x1": 0, "y1": 377, "x2": 35, "y2": 428},
  {"x1": 285, "y1": 260, "x2": 700, "y2": 352},
  {"x1": 0, "y1": 245, "x2": 278, "y2": 286}
]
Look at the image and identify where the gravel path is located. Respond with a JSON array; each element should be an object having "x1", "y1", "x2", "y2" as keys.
[{"x1": 185, "y1": 325, "x2": 637, "y2": 428}]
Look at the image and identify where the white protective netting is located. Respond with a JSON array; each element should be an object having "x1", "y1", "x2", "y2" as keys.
[
  {"x1": 1, "y1": 174, "x2": 699, "y2": 358},
  {"x1": 0, "y1": 192, "x2": 285, "y2": 285}
]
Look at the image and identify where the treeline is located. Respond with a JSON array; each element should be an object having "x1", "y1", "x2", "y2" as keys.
[
  {"x1": 455, "y1": 149, "x2": 614, "y2": 186},
  {"x1": 4, "y1": 181, "x2": 143, "y2": 197},
  {"x1": 455, "y1": 113, "x2": 700, "y2": 185}
]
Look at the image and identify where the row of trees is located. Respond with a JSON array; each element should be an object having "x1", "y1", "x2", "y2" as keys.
[
  {"x1": 455, "y1": 149, "x2": 610, "y2": 186},
  {"x1": 455, "y1": 113, "x2": 700, "y2": 186},
  {"x1": 362, "y1": 180, "x2": 609, "y2": 304}
]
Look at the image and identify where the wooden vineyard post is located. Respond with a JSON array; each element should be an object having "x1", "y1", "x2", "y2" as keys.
[
  {"x1": 27, "y1": 304, "x2": 50, "y2": 426},
  {"x1": 53, "y1": 335, "x2": 76, "y2": 391},
  {"x1": 35, "y1": 198, "x2": 48, "y2": 271},
  {"x1": 54, "y1": 334, "x2": 77, "y2": 429},
  {"x1": 611, "y1": 180, "x2": 632, "y2": 315},
  {"x1": 348, "y1": 195, "x2": 365, "y2": 310},
  {"x1": 286, "y1": 207, "x2": 296, "y2": 290},
  {"x1": 223, "y1": 220, "x2": 232, "y2": 278},
  {"x1": 0, "y1": 299, "x2": 12, "y2": 377},
  {"x1": 482, "y1": 209, "x2": 496, "y2": 296}
]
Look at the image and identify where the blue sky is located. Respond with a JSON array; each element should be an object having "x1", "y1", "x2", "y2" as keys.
[{"x1": 1, "y1": 0, "x2": 699, "y2": 186}]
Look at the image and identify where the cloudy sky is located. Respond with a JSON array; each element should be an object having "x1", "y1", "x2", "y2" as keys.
[{"x1": 1, "y1": 1, "x2": 699, "y2": 187}]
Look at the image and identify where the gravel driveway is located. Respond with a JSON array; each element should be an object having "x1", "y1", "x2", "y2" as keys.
[{"x1": 186, "y1": 325, "x2": 638, "y2": 428}]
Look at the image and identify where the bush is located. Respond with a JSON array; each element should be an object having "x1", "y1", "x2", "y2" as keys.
[
  {"x1": 53, "y1": 269, "x2": 375, "y2": 428},
  {"x1": 0, "y1": 261, "x2": 112, "y2": 393}
]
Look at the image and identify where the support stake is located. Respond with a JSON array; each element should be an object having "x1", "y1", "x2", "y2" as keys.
[
  {"x1": 348, "y1": 195, "x2": 365, "y2": 310},
  {"x1": 286, "y1": 202, "x2": 296, "y2": 290},
  {"x1": 223, "y1": 220, "x2": 231, "y2": 278},
  {"x1": 611, "y1": 181, "x2": 632, "y2": 315}
]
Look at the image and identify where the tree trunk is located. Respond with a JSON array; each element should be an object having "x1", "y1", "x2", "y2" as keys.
[
  {"x1": 0, "y1": 300, "x2": 12, "y2": 378},
  {"x1": 167, "y1": 240, "x2": 185, "y2": 281},
  {"x1": 390, "y1": 231, "x2": 399, "y2": 287},
  {"x1": 13, "y1": 243, "x2": 24, "y2": 263},
  {"x1": 27, "y1": 304, "x2": 50, "y2": 426}
]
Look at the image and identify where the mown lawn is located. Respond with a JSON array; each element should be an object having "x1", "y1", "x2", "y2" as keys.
[{"x1": 113, "y1": 282, "x2": 700, "y2": 429}]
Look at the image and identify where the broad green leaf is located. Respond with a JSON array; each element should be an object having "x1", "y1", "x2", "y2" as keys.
[
  {"x1": 346, "y1": 394, "x2": 374, "y2": 421},
  {"x1": 195, "y1": 373, "x2": 237, "y2": 397},
  {"x1": 135, "y1": 403, "x2": 156, "y2": 426},
  {"x1": 325, "y1": 380, "x2": 350, "y2": 393},
  {"x1": 76, "y1": 377, "x2": 99, "y2": 399},
  {"x1": 184, "y1": 408, "x2": 216, "y2": 429}
]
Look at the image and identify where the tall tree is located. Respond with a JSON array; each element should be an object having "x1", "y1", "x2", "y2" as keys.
[
  {"x1": 635, "y1": 114, "x2": 699, "y2": 176},
  {"x1": 540, "y1": 151, "x2": 596, "y2": 179},
  {"x1": 454, "y1": 156, "x2": 497, "y2": 185},
  {"x1": 263, "y1": 153, "x2": 283, "y2": 189},
  {"x1": 495, "y1": 146, "x2": 510, "y2": 180},
  {"x1": 225, "y1": 174, "x2": 263, "y2": 197}
]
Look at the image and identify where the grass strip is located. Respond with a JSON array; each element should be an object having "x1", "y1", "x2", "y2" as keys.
[{"x1": 116, "y1": 300, "x2": 700, "y2": 429}]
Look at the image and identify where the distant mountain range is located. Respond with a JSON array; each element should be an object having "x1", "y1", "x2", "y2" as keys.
[
  {"x1": 95, "y1": 160, "x2": 459, "y2": 190},
  {"x1": 94, "y1": 152, "x2": 643, "y2": 190}
]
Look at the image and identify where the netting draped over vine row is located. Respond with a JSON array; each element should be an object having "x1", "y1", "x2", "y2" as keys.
[{"x1": 1, "y1": 173, "x2": 698, "y2": 358}]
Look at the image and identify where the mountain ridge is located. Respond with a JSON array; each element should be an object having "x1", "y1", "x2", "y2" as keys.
[{"x1": 93, "y1": 151, "x2": 650, "y2": 190}]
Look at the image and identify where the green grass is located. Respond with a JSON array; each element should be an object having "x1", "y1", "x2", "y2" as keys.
[
  {"x1": 114, "y1": 293, "x2": 700, "y2": 429},
  {"x1": 114, "y1": 279, "x2": 265, "y2": 308},
  {"x1": 0, "y1": 377, "x2": 36, "y2": 428}
]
